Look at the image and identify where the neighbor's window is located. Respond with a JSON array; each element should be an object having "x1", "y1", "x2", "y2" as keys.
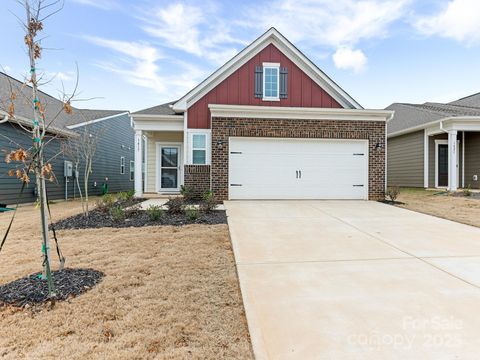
[
  {"x1": 192, "y1": 134, "x2": 206, "y2": 165},
  {"x1": 263, "y1": 63, "x2": 279, "y2": 100},
  {"x1": 120, "y1": 156, "x2": 125, "y2": 174},
  {"x1": 129, "y1": 161, "x2": 134, "y2": 181}
]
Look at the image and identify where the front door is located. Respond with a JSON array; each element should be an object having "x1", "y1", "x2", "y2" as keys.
[
  {"x1": 160, "y1": 146, "x2": 180, "y2": 191},
  {"x1": 437, "y1": 144, "x2": 448, "y2": 187}
]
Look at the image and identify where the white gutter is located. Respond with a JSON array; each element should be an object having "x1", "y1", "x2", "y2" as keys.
[{"x1": 208, "y1": 104, "x2": 393, "y2": 121}]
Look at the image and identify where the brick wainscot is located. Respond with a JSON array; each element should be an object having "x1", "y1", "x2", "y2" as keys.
[{"x1": 210, "y1": 117, "x2": 386, "y2": 201}]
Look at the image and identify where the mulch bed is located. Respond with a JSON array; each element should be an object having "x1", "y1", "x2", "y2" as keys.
[
  {"x1": 0, "y1": 268, "x2": 104, "y2": 307},
  {"x1": 53, "y1": 209, "x2": 228, "y2": 230},
  {"x1": 379, "y1": 200, "x2": 405, "y2": 205},
  {"x1": 451, "y1": 191, "x2": 480, "y2": 199}
]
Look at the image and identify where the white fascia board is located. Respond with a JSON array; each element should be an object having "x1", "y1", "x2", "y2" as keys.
[
  {"x1": 208, "y1": 104, "x2": 392, "y2": 121},
  {"x1": 131, "y1": 114, "x2": 184, "y2": 121},
  {"x1": 173, "y1": 28, "x2": 362, "y2": 112},
  {"x1": 131, "y1": 114, "x2": 185, "y2": 132},
  {"x1": 66, "y1": 111, "x2": 130, "y2": 129},
  {"x1": 388, "y1": 116, "x2": 480, "y2": 138}
]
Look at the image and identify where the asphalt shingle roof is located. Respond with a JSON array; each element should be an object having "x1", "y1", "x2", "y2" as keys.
[
  {"x1": 132, "y1": 101, "x2": 178, "y2": 115},
  {"x1": 449, "y1": 93, "x2": 480, "y2": 108},
  {"x1": 387, "y1": 99, "x2": 480, "y2": 135},
  {"x1": 0, "y1": 72, "x2": 126, "y2": 134}
]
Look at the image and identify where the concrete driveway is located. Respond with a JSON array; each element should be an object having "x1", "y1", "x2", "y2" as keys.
[{"x1": 225, "y1": 200, "x2": 480, "y2": 360}]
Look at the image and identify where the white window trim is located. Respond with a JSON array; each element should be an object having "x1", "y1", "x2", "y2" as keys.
[
  {"x1": 187, "y1": 130, "x2": 211, "y2": 165},
  {"x1": 129, "y1": 160, "x2": 135, "y2": 181},
  {"x1": 120, "y1": 156, "x2": 125, "y2": 175},
  {"x1": 262, "y1": 62, "x2": 280, "y2": 101},
  {"x1": 434, "y1": 139, "x2": 459, "y2": 188}
]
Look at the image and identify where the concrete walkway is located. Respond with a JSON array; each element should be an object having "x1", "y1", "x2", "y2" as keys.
[{"x1": 225, "y1": 200, "x2": 480, "y2": 360}]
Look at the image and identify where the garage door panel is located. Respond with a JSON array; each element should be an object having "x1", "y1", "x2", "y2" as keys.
[{"x1": 229, "y1": 138, "x2": 368, "y2": 200}]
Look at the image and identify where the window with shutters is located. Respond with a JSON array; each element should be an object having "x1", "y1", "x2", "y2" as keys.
[
  {"x1": 262, "y1": 62, "x2": 280, "y2": 101},
  {"x1": 255, "y1": 63, "x2": 287, "y2": 101}
]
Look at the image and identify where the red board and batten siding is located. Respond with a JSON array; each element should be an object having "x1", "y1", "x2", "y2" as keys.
[{"x1": 187, "y1": 43, "x2": 342, "y2": 129}]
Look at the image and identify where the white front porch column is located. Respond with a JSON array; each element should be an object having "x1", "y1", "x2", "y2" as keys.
[
  {"x1": 448, "y1": 130, "x2": 458, "y2": 191},
  {"x1": 134, "y1": 130, "x2": 143, "y2": 197}
]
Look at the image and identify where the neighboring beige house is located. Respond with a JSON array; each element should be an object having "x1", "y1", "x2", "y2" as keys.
[{"x1": 387, "y1": 94, "x2": 480, "y2": 190}]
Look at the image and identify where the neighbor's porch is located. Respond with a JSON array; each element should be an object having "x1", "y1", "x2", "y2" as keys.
[{"x1": 425, "y1": 118, "x2": 480, "y2": 191}]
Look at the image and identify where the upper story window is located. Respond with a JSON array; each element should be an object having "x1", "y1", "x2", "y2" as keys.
[
  {"x1": 262, "y1": 63, "x2": 280, "y2": 101},
  {"x1": 192, "y1": 134, "x2": 207, "y2": 165},
  {"x1": 255, "y1": 63, "x2": 287, "y2": 100}
]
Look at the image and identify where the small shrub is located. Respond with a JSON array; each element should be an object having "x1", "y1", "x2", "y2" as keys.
[
  {"x1": 110, "y1": 206, "x2": 125, "y2": 222},
  {"x1": 200, "y1": 190, "x2": 217, "y2": 213},
  {"x1": 185, "y1": 208, "x2": 199, "y2": 221},
  {"x1": 117, "y1": 191, "x2": 129, "y2": 202},
  {"x1": 126, "y1": 189, "x2": 135, "y2": 199},
  {"x1": 463, "y1": 185, "x2": 472, "y2": 197},
  {"x1": 96, "y1": 193, "x2": 116, "y2": 212},
  {"x1": 386, "y1": 186, "x2": 400, "y2": 202},
  {"x1": 180, "y1": 185, "x2": 196, "y2": 201},
  {"x1": 147, "y1": 205, "x2": 164, "y2": 221},
  {"x1": 165, "y1": 197, "x2": 184, "y2": 214}
]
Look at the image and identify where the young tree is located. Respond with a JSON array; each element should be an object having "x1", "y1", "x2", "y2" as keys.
[
  {"x1": 1, "y1": 0, "x2": 73, "y2": 298},
  {"x1": 62, "y1": 122, "x2": 105, "y2": 217}
]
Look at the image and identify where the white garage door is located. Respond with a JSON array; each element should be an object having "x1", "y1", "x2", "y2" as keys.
[{"x1": 229, "y1": 137, "x2": 368, "y2": 200}]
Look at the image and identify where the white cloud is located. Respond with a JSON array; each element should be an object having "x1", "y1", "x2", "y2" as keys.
[
  {"x1": 245, "y1": 0, "x2": 410, "y2": 72},
  {"x1": 140, "y1": 3, "x2": 247, "y2": 65},
  {"x1": 333, "y1": 47, "x2": 367, "y2": 73},
  {"x1": 84, "y1": 36, "x2": 204, "y2": 99},
  {"x1": 414, "y1": 0, "x2": 480, "y2": 44}
]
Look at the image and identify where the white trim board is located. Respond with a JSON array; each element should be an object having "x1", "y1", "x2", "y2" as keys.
[
  {"x1": 67, "y1": 111, "x2": 129, "y2": 129},
  {"x1": 173, "y1": 28, "x2": 362, "y2": 111},
  {"x1": 209, "y1": 104, "x2": 393, "y2": 121}
]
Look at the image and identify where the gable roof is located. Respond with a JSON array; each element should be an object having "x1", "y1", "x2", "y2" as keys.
[
  {"x1": 0, "y1": 72, "x2": 127, "y2": 135},
  {"x1": 387, "y1": 101, "x2": 480, "y2": 135},
  {"x1": 172, "y1": 27, "x2": 362, "y2": 112}
]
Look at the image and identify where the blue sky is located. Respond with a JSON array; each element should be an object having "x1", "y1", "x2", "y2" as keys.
[{"x1": 1, "y1": 0, "x2": 480, "y2": 111}]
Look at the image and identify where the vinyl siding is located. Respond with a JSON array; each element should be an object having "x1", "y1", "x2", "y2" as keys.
[
  {"x1": 0, "y1": 113, "x2": 134, "y2": 205},
  {"x1": 387, "y1": 130, "x2": 424, "y2": 187},
  {"x1": 145, "y1": 131, "x2": 183, "y2": 193},
  {"x1": 0, "y1": 122, "x2": 68, "y2": 204},
  {"x1": 464, "y1": 132, "x2": 480, "y2": 189}
]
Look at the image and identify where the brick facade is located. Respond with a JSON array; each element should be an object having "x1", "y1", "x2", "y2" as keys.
[
  {"x1": 184, "y1": 165, "x2": 211, "y2": 198},
  {"x1": 211, "y1": 117, "x2": 386, "y2": 201}
]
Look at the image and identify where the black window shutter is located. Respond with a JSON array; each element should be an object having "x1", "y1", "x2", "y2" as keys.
[
  {"x1": 254, "y1": 66, "x2": 263, "y2": 98},
  {"x1": 280, "y1": 67, "x2": 288, "y2": 99}
]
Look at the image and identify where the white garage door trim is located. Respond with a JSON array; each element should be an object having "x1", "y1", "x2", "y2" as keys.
[{"x1": 228, "y1": 137, "x2": 369, "y2": 200}]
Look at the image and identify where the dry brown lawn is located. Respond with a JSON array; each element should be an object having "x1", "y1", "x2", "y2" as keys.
[
  {"x1": 397, "y1": 188, "x2": 480, "y2": 228},
  {"x1": 0, "y1": 200, "x2": 253, "y2": 359}
]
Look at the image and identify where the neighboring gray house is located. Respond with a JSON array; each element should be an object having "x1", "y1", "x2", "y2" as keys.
[
  {"x1": 0, "y1": 72, "x2": 134, "y2": 205},
  {"x1": 387, "y1": 93, "x2": 480, "y2": 190}
]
